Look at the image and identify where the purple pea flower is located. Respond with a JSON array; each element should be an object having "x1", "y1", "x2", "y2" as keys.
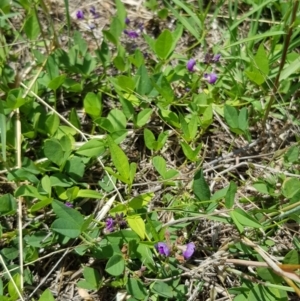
[
  {"x1": 124, "y1": 29, "x2": 139, "y2": 38},
  {"x1": 65, "y1": 202, "x2": 73, "y2": 208},
  {"x1": 156, "y1": 242, "x2": 170, "y2": 256},
  {"x1": 125, "y1": 17, "x2": 130, "y2": 25},
  {"x1": 76, "y1": 10, "x2": 84, "y2": 20},
  {"x1": 186, "y1": 59, "x2": 196, "y2": 72},
  {"x1": 183, "y1": 242, "x2": 195, "y2": 259},
  {"x1": 212, "y1": 54, "x2": 221, "y2": 63},
  {"x1": 204, "y1": 72, "x2": 218, "y2": 84},
  {"x1": 105, "y1": 218, "x2": 115, "y2": 232}
]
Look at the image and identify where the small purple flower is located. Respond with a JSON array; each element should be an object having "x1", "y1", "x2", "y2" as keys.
[
  {"x1": 76, "y1": 10, "x2": 84, "y2": 20},
  {"x1": 183, "y1": 242, "x2": 195, "y2": 259},
  {"x1": 90, "y1": 6, "x2": 100, "y2": 18},
  {"x1": 105, "y1": 218, "x2": 115, "y2": 232},
  {"x1": 212, "y1": 54, "x2": 221, "y2": 63},
  {"x1": 186, "y1": 59, "x2": 196, "y2": 72},
  {"x1": 204, "y1": 72, "x2": 218, "y2": 84},
  {"x1": 65, "y1": 202, "x2": 73, "y2": 208},
  {"x1": 124, "y1": 29, "x2": 139, "y2": 38},
  {"x1": 125, "y1": 17, "x2": 130, "y2": 25},
  {"x1": 116, "y1": 213, "x2": 127, "y2": 228},
  {"x1": 156, "y1": 242, "x2": 170, "y2": 256}
]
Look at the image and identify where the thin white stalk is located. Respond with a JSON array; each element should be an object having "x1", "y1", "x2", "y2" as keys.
[{"x1": 15, "y1": 107, "x2": 24, "y2": 292}]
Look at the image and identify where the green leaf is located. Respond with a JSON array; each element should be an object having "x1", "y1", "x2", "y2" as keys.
[
  {"x1": 159, "y1": 109, "x2": 179, "y2": 128},
  {"x1": 116, "y1": 0, "x2": 126, "y2": 26},
  {"x1": 155, "y1": 132, "x2": 168, "y2": 151},
  {"x1": 224, "y1": 105, "x2": 239, "y2": 129},
  {"x1": 74, "y1": 31, "x2": 88, "y2": 56},
  {"x1": 152, "y1": 156, "x2": 166, "y2": 178},
  {"x1": 282, "y1": 178, "x2": 300, "y2": 199},
  {"x1": 280, "y1": 54, "x2": 300, "y2": 81},
  {"x1": 128, "y1": 193, "x2": 153, "y2": 210},
  {"x1": 284, "y1": 146, "x2": 299, "y2": 163},
  {"x1": 151, "y1": 281, "x2": 174, "y2": 298},
  {"x1": 44, "y1": 113, "x2": 60, "y2": 136},
  {"x1": 44, "y1": 139, "x2": 65, "y2": 167},
  {"x1": 2, "y1": 247, "x2": 19, "y2": 260},
  {"x1": 225, "y1": 181, "x2": 237, "y2": 209},
  {"x1": 230, "y1": 210, "x2": 244, "y2": 233},
  {"x1": 155, "y1": 29, "x2": 174, "y2": 59},
  {"x1": 48, "y1": 74, "x2": 66, "y2": 91},
  {"x1": 46, "y1": 54, "x2": 59, "y2": 80},
  {"x1": 24, "y1": 12, "x2": 40, "y2": 40},
  {"x1": 77, "y1": 189, "x2": 103, "y2": 199},
  {"x1": 41, "y1": 175, "x2": 51, "y2": 197},
  {"x1": 136, "y1": 109, "x2": 153, "y2": 128},
  {"x1": 248, "y1": 284, "x2": 287, "y2": 301},
  {"x1": 77, "y1": 267, "x2": 102, "y2": 290},
  {"x1": 76, "y1": 139, "x2": 105, "y2": 157},
  {"x1": 51, "y1": 218, "x2": 82, "y2": 238},
  {"x1": 50, "y1": 173, "x2": 73, "y2": 187},
  {"x1": 164, "y1": 169, "x2": 179, "y2": 180},
  {"x1": 136, "y1": 64, "x2": 152, "y2": 95},
  {"x1": 65, "y1": 156, "x2": 85, "y2": 180},
  {"x1": 180, "y1": 142, "x2": 201, "y2": 161},
  {"x1": 51, "y1": 200, "x2": 84, "y2": 238},
  {"x1": 107, "y1": 108, "x2": 127, "y2": 131},
  {"x1": 105, "y1": 254, "x2": 125, "y2": 276},
  {"x1": 84, "y1": 92, "x2": 102, "y2": 118},
  {"x1": 238, "y1": 107, "x2": 249, "y2": 132},
  {"x1": 0, "y1": 194, "x2": 17, "y2": 216},
  {"x1": 144, "y1": 128, "x2": 155, "y2": 150},
  {"x1": 193, "y1": 169, "x2": 211, "y2": 201},
  {"x1": 129, "y1": 162, "x2": 137, "y2": 185},
  {"x1": 127, "y1": 215, "x2": 146, "y2": 239},
  {"x1": 15, "y1": 185, "x2": 48, "y2": 201},
  {"x1": 153, "y1": 76, "x2": 174, "y2": 103},
  {"x1": 107, "y1": 135, "x2": 130, "y2": 181},
  {"x1": 246, "y1": 44, "x2": 270, "y2": 85},
  {"x1": 231, "y1": 208, "x2": 261, "y2": 229},
  {"x1": 30, "y1": 199, "x2": 52, "y2": 212},
  {"x1": 8, "y1": 273, "x2": 21, "y2": 301},
  {"x1": 69, "y1": 108, "x2": 81, "y2": 129},
  {"x1": 283, "y1": 249, "x2": 300, "y2": 265},
  {"x1": 126, "y1": 278, "x2": 147, "y2": 300},
  {"x1": 108, "y1": 17, "x2": 123, "y2": 46},
  {"x1": 117, "y1": 75, "x2": 135, "y2": 92},
  {"x1": 38, "y1": 289, "x2": 55, "y2": 301}
]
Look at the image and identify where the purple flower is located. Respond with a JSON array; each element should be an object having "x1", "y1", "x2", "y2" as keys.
[
  {"x1": 212, "y1": 54, "x2": 221, "y2": 63},
  {"x1": 76, "y1": 10, "x2": 84, "y2": 20},
  {"x1": 186, "y1": 59, "x2": 196, "y2": 72},
  {"x1": 115, "y1": 213, "x2": 127, "y2": 228},
  {"x1": 65, "y1": 202, "x2": 73, "y2": 208},
  {"x1": 124, "y1": 29, "x2": 139, "y2": 38},
  {"x1": 156, "y1": 242, "x2": 170, "y2": 256},
  {"x1": 125, "y1": 17, "x2": 130, "y2": 25},
  {"x1": 105, "y1": 218, "x2": 115, "y2": 232},
  {"x1": 90, "y1": 6, "x2": 100, "y2": 18},
  {"x1": 204, "y1": 72, "x2": 218, "y2": 84},
  {"x1": 183, "y1": 242, "x2": 195, "y2": 259}
]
